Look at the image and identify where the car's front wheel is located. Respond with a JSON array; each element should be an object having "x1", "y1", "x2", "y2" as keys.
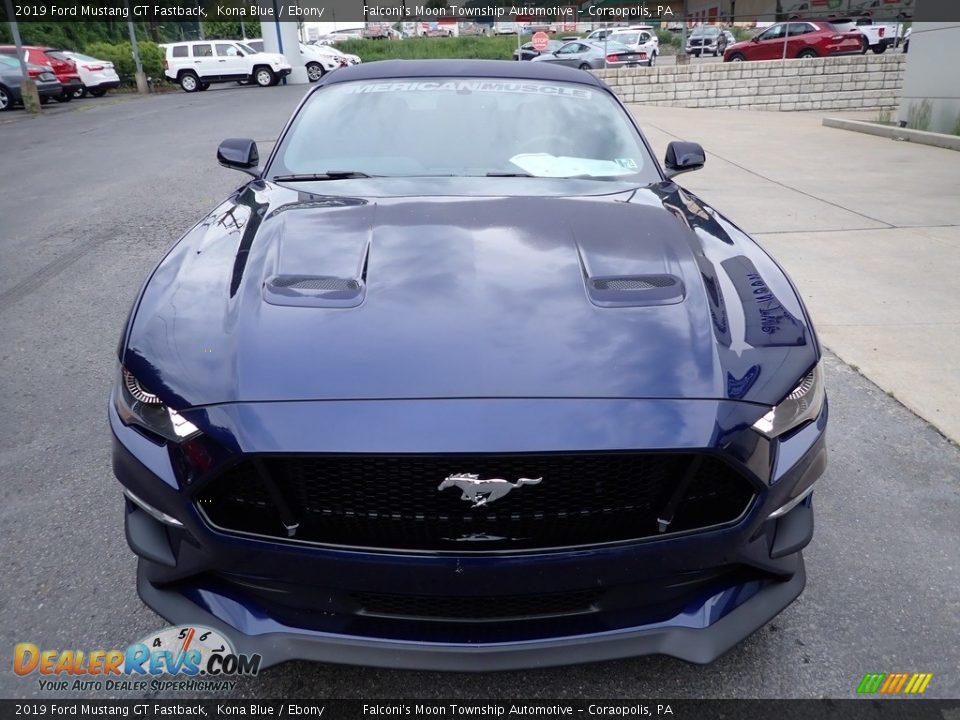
[
  {"x1": 727, "y1": 53, "x2": 746, "y2": 62},
  {"x1": 254, "y1": 67, "x2": 275, "y2": 87},
  {"x1": 0, "y1": 85, "x2": 10, "y2": 111},
  {"x1": 797, "y1": 48, "x2": 818, "y2": 58},
  {"x1": 306, "y1": 61, "x2": 324, "y2": 82},
  {"x1": 179, "y1": 72, "x2": 200, "y2": 92},
  {"x1": 578, "y1": 62, "x2": 591, "y2": 70}
]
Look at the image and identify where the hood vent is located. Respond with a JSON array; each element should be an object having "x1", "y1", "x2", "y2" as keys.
[
  {"x1": 263, "y1": 274, "x2": 365, "y2": 308},
  {"x1": 587, "y1": 275, "x2": 685, "y2": 308}
]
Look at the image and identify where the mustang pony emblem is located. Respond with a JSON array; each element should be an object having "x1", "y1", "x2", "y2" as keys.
[{"x1": 438, "y1": 473, "x2": 542, "y2": 508}]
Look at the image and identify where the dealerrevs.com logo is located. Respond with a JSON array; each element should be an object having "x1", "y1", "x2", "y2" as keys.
[{"x1": 13, "y1": 625, "x2": 261, "y2": 693}]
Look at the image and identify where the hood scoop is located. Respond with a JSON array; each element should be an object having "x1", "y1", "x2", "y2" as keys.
[
  {"x1": 586, "y1": 274, "x2": 685, "y2": 308},
  {"x1": 264, "y1": 274, "x2": 365, "y2": 308}
]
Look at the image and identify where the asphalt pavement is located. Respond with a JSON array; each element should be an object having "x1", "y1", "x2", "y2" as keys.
[{"x1": 0, "y1": 83, "x2": 957, "y2": 699}]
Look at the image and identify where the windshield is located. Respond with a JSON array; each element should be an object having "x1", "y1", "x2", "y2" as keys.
[
  {"x1": 269, "y1": 78, "x2": 657, "y2": 182},
  {"x1": 610, "y1": 32, "x2": 644, "y2": 44},
  {"x1": 692, "y1": 27, "x2": 720, "y2": 36}
]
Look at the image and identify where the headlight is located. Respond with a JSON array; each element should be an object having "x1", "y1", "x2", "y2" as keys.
[
  {"x1": 115, "y1": 366, "x2": 199, "y2": 443},
  {"x1": 752, "y1": 363, "x2": 825, "y2": 439}
]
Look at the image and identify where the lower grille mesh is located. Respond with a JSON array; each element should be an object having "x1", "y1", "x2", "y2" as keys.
[
  {"x1": 354, "y1": 589, "x2": 602, "y2": 620},
  {"x1": 197, "y1": 453, "x2": 755, "y2": 551}
]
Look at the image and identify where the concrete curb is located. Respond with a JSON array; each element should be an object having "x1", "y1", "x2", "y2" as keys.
[{"x1": 822, "y1": 117, "x2": 960, "y2": 151}]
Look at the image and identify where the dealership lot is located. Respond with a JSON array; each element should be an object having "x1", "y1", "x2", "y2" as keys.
[{"x1": 0, "y1": 85, "x2": 957, "y2": 698}]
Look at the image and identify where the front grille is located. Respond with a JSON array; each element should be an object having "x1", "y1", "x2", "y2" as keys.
[
  {"x1": 197, "y1": 453, "x2": 755, "y2": 552},
  {"x1": 354, "y1": 589, "x2": 602, "y2": 621}
]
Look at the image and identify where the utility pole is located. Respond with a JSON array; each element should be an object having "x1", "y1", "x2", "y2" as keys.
[
  {"x1": 4, "y1": 0, "x2": 41, "y2": 113},
  {"x1": 677, "y1": 14, "x2": 690, "y2": 65},
  {"x1": 124, "y1": 0, "x2": 149, "y2": 94}
]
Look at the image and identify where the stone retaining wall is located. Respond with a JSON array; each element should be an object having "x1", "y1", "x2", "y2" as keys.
[{"x1": 595, "y1": 54, "x2": 905, "y2": 112}]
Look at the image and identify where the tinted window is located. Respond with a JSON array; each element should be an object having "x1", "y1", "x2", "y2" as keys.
[
  {"x1": 272, "y1": 78, "x2": 657, "y2": 183},
  {"x1": 172, "y1": 45, "x2": 188, "y2": 58},
  {"x1": 192, "y1": 44, "x2": 212, "y2": 57},
  {"x1": 788, "y1": 23, "x2": 813, "y2": 36}
]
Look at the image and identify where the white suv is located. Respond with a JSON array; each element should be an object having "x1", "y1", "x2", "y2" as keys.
[{"x1": 161, "y1": 40, "x2": 292, "y2": 92}]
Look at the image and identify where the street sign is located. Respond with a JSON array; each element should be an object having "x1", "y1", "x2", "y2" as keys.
[{"x1": 532, "y1": 32, "x2": 551, "y2": 51}]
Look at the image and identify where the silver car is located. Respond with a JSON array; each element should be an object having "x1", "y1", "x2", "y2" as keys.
[{"x1": 530, "y1": 40, "x2": 651, "y2": 70}]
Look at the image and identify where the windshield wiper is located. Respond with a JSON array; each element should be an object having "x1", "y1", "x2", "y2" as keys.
[{"x1": 271, "y1": 171, "x2": 373, "y2": 182}]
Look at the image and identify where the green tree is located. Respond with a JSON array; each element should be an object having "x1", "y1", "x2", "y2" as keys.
[{"x1": 201, "y1": 21, "x2": 244, "y2": 39}]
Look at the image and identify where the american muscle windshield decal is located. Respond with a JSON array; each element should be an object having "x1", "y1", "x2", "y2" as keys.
[{"x1": 343, "y1": 81, "x2": 593, "y2": 99}]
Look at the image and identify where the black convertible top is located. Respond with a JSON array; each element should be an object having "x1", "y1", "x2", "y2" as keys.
[{"x1": 316, "y1": 58, "x2": 606, "y2": 88}]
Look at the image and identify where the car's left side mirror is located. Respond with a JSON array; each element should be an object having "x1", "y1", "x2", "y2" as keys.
[
  {"x1": 217, "y1": 138, "x2": 260, "y2": 177},
  {"x1": 664, "y1": 141, "x2": 705, "y2": 179}
]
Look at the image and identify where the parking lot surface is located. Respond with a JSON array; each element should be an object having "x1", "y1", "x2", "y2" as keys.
[{"x1": 1, "y1": 85, "x2": 957, "y2": 699}]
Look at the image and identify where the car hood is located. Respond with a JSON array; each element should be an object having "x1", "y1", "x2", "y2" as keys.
[{"x1": 125, "y1": 181, "x2": 817, "y2": 407}]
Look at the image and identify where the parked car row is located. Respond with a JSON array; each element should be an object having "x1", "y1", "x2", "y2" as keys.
[
  {"x1": 0, "y1": 44, "x2": 119, "y2": 108},
  {"x1": 519, "y1": 26, "x2": 658, "y2": 69},
  {"x1": 161, "y1": 39, "x2": 362, "y2": 93}
]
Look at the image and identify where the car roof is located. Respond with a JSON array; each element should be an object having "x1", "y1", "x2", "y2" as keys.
[{"x1": 319, "y1": 59, "x2": 605, "y2": 88}]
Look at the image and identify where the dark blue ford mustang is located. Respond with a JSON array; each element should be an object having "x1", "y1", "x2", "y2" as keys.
[{"x1": 111, "y1": 60, "x2": 827, "y2": 670}]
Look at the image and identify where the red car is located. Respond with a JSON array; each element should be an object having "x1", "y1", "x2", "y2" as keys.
[
  {"x1": 0, "y1": 46, "x2": 82, "y2": 102},
  {"x1": 723, "y1": 21, "x2": 866, "y2": 61}
]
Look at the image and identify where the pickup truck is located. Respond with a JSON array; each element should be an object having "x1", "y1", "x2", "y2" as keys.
[{"x1": 831, "y1": 17, "x2": 905, "y2": 53}]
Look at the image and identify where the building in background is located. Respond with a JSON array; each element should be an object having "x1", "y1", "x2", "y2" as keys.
[{"x1": 897, "y1": 23, "x2": 960, "y2": 134}]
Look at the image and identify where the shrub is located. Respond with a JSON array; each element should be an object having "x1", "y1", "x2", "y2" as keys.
[{"x1": 83, "y1": 41, "x2": 165, "y2": 81}]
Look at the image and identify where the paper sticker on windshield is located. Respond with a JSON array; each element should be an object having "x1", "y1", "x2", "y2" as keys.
[
  {"x1": 509, "y1": 153, "x2": 635, "y2": 178},
  {"x1": 615, "y1": 158, "x2": 638, "y2": 170},
  {"x1": 344, "y1": 81, "x2": 593, "y2": 99}
]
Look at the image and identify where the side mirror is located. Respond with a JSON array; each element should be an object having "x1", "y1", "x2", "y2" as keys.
[
  {"x1": 217, "y1": 138, "x2": 260, "y2": 177},
  {"x1": 664, "y1": 141, "x2": 705, "y2": 179}
]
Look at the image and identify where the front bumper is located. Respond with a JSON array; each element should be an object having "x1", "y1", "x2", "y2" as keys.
[
  {"x1": 112, "y1": 397, "x2": 826, "y2": 670},
  {"x1": 136, "y1": 556, "x2": 805, "y2": 670}
]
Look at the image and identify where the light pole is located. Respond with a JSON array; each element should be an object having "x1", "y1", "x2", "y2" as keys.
[
  {"x1": 124, "y1": 0, "x2": 149, "y2": 94},
  {"x1": 4, "y1": 0, "x2": 40, "y2": 113}
]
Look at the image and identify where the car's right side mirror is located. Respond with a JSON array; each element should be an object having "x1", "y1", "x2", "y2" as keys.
[
  {"x1": 217, "y1": 138, "x2": 260, "y2": 177},
  {"x1": 664, "y1": 141, "x2": 706, "y2": 179}
]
